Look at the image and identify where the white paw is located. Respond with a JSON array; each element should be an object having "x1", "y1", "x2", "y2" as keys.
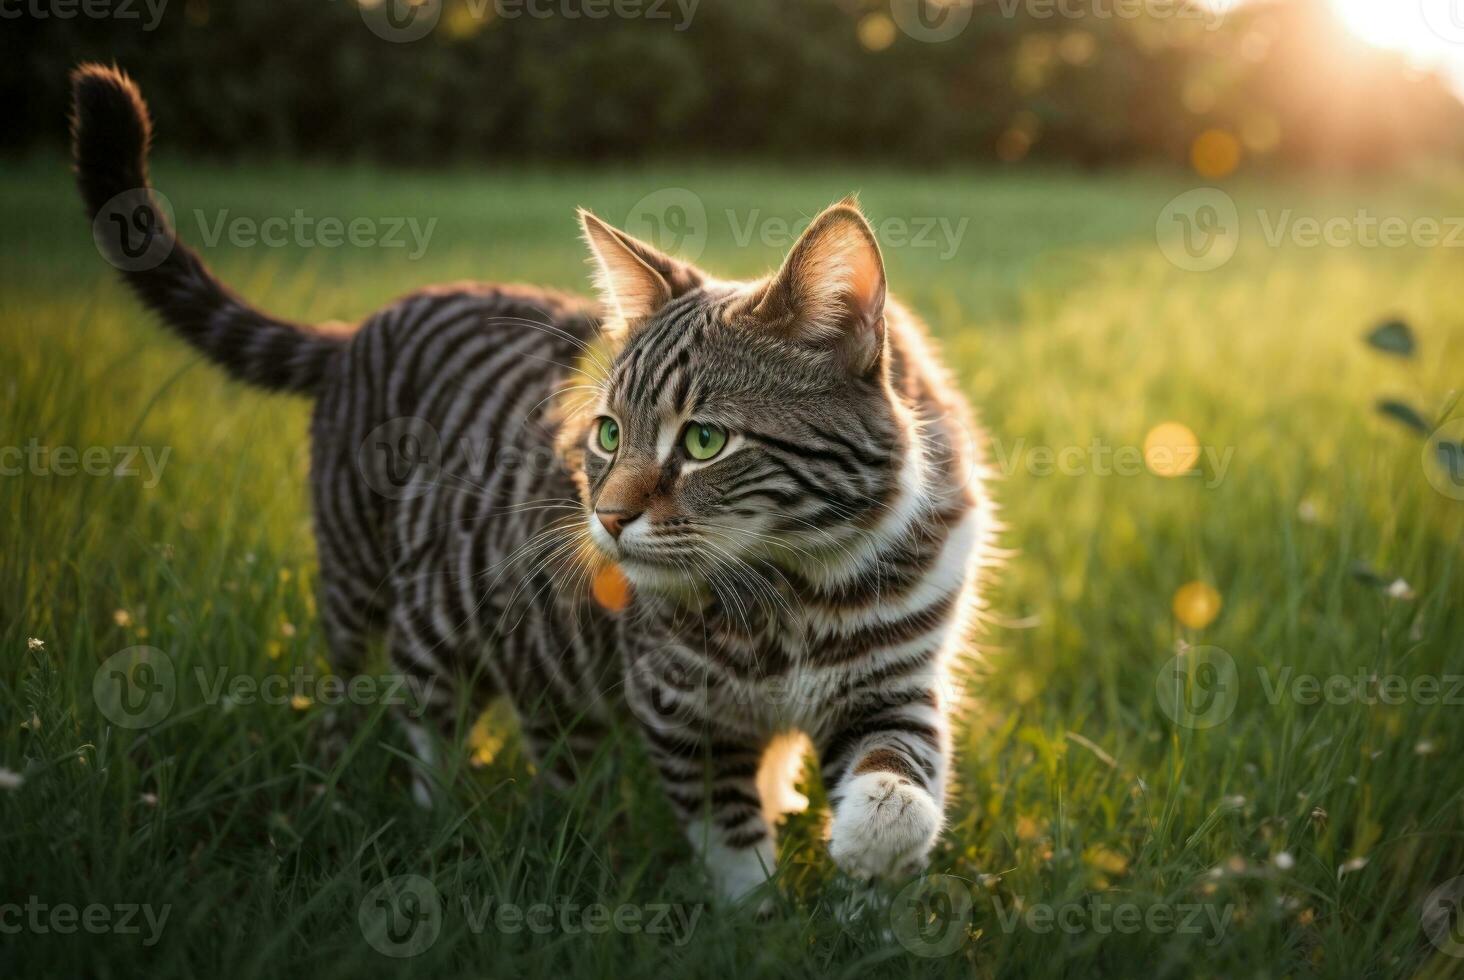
[
  {"x1": 700, "y1": 835, "x2": 777, "y2": 905},
  {"x1": 828, "y1": 771, "x2": 940, "y2": 880}
]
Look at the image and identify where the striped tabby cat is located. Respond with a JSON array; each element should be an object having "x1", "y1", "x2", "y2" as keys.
[{"x1": 72, "y1": 64, "x2": 995, "y2": 900}]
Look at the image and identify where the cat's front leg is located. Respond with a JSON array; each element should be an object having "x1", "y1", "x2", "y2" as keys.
[
  {"x1": 626, "y1": 655, "x2": 775, "y2": 902},
  {"x1": 819, "y1": 685, "x2": 948, "y2": 880}
]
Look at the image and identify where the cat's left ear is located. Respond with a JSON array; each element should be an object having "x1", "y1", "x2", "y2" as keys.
[
  {"x1": 752, "y1": 198, "x2": 886, "y2": 375},
  {"x1": 578, "y1": 209, "x2": 705, "y2": 328}
]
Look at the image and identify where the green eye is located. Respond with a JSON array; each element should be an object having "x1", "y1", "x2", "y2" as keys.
[
  {"x1": 596, "y1": 417, "x2": 620, "y2": 453},
  {"x1": 683, "y1": 422, "x2": 727, "y2": 461}
]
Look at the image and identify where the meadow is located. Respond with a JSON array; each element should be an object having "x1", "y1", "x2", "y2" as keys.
[{"x1": 1, "y1": 154, "x2": 1462, "y2": 978}]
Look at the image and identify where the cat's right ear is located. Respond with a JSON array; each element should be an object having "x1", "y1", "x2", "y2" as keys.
[{"x1": 578, "y1": 209, "x2": 704, "y2": 330}]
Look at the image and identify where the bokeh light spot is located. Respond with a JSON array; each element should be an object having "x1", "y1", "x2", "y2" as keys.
[
  {"x1": 1144, "y1": 422, "x2": 1201, "y2": 477},
  {"x1": 1058, "y1": 30, "x2": 1097, "y2": 66},
  {"x1": 1191, "y1": 129, "x2": 1242, "y2": 179},
  {"x1": 1173, "y1": 581, "x2": 1223, "y2": 630},
  {"x1": 858, "y1": 13, "x2": 897, "y2": 52},
  {"x1": 1240, "y1": 114, "x2": 1282, "y2": 155}
]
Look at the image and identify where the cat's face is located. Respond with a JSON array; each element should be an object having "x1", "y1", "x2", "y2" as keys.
[{"x1": 565, "y1": 202, "x2": 909, "y2": 594}]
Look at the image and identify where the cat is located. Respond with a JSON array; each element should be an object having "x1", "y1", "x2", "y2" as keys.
[{"x1": 71, "y1": 63, "x2": 996, "y2": 901}]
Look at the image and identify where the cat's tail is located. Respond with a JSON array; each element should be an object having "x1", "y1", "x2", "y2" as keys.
[{"x1": 70, "y1": 63, "x2": 347, "y2": 396}]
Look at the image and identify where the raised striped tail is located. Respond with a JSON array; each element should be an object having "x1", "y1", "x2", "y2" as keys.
[{"x1": 70, "y1": 63, "x2": 347, "y2": 396}]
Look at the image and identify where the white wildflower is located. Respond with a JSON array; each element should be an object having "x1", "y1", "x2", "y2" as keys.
[{"x1": 1385, "y1": 579, "x2": 1415, "y2": 601}]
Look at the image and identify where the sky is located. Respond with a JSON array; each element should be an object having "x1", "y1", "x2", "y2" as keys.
[{"x1": 1305, "y1": 0, "x2": 1464, "y2": 96}]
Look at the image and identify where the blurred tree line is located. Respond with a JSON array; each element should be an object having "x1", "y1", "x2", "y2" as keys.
[{"x1": 7, "y1": 0, "x2": 1462, "y2": 170}]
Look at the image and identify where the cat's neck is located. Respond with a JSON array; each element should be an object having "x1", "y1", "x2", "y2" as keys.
[{"x1": 786, "y1": 414, "x2": 933, "y2": 593}]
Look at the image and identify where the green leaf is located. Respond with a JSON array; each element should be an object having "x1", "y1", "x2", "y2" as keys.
[
  {"x1": 1376, "y1": 399, "x2": 1429, "y2": 435},
  {"x1": 1364, "y1": 320, "x2": 1415, "y2": 357}
]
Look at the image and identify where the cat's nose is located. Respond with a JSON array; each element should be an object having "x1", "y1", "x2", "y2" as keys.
[{"x1": 596, "y1": 509, "x2": 642, "y2": 541}]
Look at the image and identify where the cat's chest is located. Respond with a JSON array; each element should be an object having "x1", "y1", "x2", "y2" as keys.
[{"x1": 695, "y1": 597, "x2": 950, "y2": 729}]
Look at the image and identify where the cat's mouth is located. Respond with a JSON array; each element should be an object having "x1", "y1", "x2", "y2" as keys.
[
  {"x1": 585, "y1": 522, "x2": 715, "y2": 594},
  {"x1": 609, "y1": 548, "x2": 710, "y2": 598}
]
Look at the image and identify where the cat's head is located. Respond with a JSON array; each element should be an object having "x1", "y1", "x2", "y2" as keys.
[{"x1": 561, "y1": 200, "x2": 920, "y2": 596}]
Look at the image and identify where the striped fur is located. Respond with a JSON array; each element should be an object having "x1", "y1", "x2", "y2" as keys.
[{"x1": 72, "y1": 64, "x2": 996, "y2": 901}]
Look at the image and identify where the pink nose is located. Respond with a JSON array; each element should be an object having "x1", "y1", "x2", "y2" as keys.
[{"x1": 596, "y1": 509, "x2": 642, "y2": 540}]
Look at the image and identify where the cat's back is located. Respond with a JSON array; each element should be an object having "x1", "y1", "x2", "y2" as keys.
[
  {"x1": 359, "y1": 281, "x2": 598, "y2": 418},
  {"x1": 311, "y1": 281, "x2": 598, "y2": 444},
  {"x1": 308, "y1": 280, "x2": 603, "y2": 575}
]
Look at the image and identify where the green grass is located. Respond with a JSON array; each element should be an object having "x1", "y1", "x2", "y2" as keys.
[{"x1": 2, "y1": 154, "x2": 1463, "y2": 978}]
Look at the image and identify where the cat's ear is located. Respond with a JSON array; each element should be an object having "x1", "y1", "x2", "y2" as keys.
[
  {"x1": 752, "y1": 199, "x2": 886, "y2": 375},
  {"x1": 578, "y1": 209, "x2": 704, "y2": 327}
]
